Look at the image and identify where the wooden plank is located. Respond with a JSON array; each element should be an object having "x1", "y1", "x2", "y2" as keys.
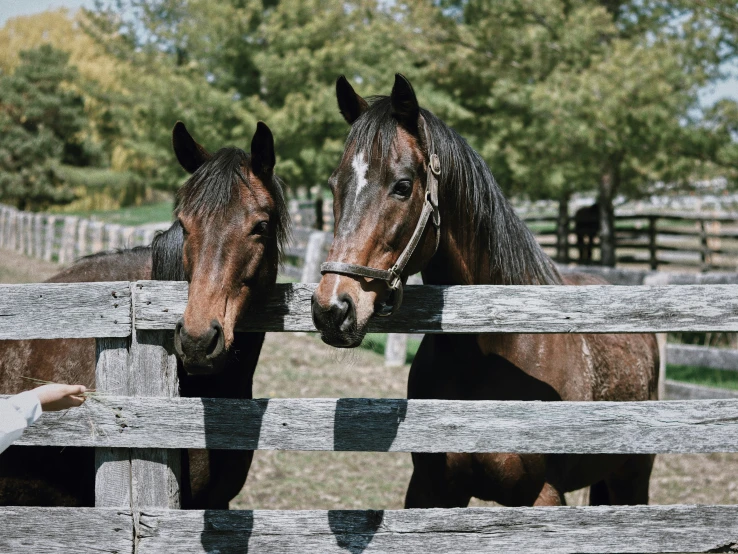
[
  {"x1": 300, "y1": 231, "x2": 328, "y2": 283},
  {"x1": 135, "y1": 505, "x2": 738, "y2": 553},
  {"x1": 0, "y1": 282, "x2": 131, "y2": 339},
  {"x1": 0, "y1": 507, "x2": 133, "y2": 554},
  {"x1": 127, "y1": 314, "x2": 181, "y2": 509},
  {"x1": 13, "y1": 396, "x2": 738, "y2": 453},
  {"x1": 59, "y1": 216, "x2": 78, "y2": 264},
  {"x1": 664, "y1": 379, "x2": 738, "y2": 400},
  {"x1": 5, "y1": 504, "x2": 737, "y2": 554},
  {"x1": 95, "y1": 337, "x2": 132, "y2": 508},
  {"x1": 667, "y1": 344, "x2": 738, "y2": 371},
  {"x1": 77, "y1": 218, "x2": 89, "y2": 258},
  {"x1": 33, "y1": 213, "x2": 43, "y2": 258},
  {"x1": 43, "y1": 215, "x2": 56, "y2": 261},
  {"x1": 134, "y1": 281, "x2": 738, "y2": 333}
]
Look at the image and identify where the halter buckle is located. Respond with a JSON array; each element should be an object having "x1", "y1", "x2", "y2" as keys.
[{"x1": 429, "y1": 153, "x2": 441, "y2": 175}]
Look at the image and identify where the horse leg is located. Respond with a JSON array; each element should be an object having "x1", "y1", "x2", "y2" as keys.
[
  {"x1": 405, "y1": 453, "x2": 472, "y2": 508},
  {"x1": 577, "y1": 233, "x2": 586, "y2": 263},
  {"x1": 589, "y1": 479, "x2": 611, "y2": 505},
  {"x1": 533, "y1": 482, "x2": 566, "y2": 506},
  {"x1": 600, "y1": 454, "x2": 654, "y2": 505}
]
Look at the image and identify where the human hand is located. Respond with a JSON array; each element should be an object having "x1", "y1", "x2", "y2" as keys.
[{"x1": 33, "y1": 384, "x2": 87, "y2": 411}]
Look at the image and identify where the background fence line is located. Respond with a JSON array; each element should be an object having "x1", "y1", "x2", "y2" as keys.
[{"x1": 0, "y1": 204, "x2": 167, "y2": 263}]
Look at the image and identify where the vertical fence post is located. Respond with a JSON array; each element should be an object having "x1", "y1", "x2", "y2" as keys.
[
  {"x1": 301, "y1": 231, "x2": 328, "y2": 283},
  {"x1": 648, "y1": 216, "x2": 658, "y2": 271},
  {"x1": 385, "y1": 273, "x2": 423, "y2": 367},
  {"x1": 33, "y1": 214, "x2": 43, "y2": 259},
  {"x1": 95, "y1": 336, "x2": 132, "y2": 508},
  {"x1": 0, "y1": 206, "x2": 6, "y2": 249},
  {"x1": 700, "y1": 219, "x2": 711, "y2": 272},
  {"x1": 43, "y1": 216, "x2": 56, "y2": 262},
  {"x1": 95, "y1": 284, "x2": 181, "y2": 518},
  {"x1": 77, "y1": 218, "x2": 89, "y2": 258},
  {"x1": 17, "y1": 212, "x2": 26, "y2": 254},
  {"x1": 24, "y1": 213, "x2": 33, "y2": 256},
  {"x1": 8, "y1": 209, "x2": 18, "y2": 251},
  {"x1": 657, "y1": 333, "x2": 667, "y2": 400},
  {"x1": 59, "y1": 216, "x2": 78, "y2": 264},
  {"x1": 129, "y1": 282, "x2": 181, "y2": 509},
  {"x1": 90, "y1": 221, "x2": 105, "y2": 254}
]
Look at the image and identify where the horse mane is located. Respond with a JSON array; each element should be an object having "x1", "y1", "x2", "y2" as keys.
[
  {"x1": 174, "y1": 147, "x2": 291, "y2": 255},
  {"x1": 348, "y1": 96, "x2": 561, "y2": 285},
  {"x1": 152, "y1": 221, "x2": 185, "y2": 281}
]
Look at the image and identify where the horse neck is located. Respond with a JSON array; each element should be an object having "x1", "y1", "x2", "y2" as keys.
[{"x1": 421, "y1": 183, "x2": 560, "y2": 287}]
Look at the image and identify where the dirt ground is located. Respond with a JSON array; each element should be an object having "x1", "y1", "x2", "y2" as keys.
[{"x1": 2, "y1": 247, "x2": 737, "y2": 509}]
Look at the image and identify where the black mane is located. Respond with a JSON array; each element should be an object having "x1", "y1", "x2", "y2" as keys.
[
  {"x1": 175, "y1": 147, "x2": 291, "y2": 254},
  {"x1": 348, "y1": 96, "x2": 561, "y2": 285}
]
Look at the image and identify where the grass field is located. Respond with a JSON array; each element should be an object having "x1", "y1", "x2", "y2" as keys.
[
  {"x1": 2, "y1": 247, "x2": 737, "y2": 509},
  {"x1": 63, "y1": 200, "x2": 174, "y2": 226}
]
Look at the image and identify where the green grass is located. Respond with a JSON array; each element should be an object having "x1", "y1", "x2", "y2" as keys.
[
  {"x1": 359, "y1": 333, "x2": 421, "y2": 364},
  {"x1": 57, "y1": 165, "x2": 137, "y2": 189},
  {"x1": 65, "y1": 201, "x2": 174, "y2": 226},
  {"x1": 667, "y1": 364, "x2": 738, "y2": 390}
]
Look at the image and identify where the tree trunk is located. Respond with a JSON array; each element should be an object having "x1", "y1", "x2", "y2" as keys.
[
  {"x1": 556, "y1": 193, "x2": 570, "y2": 263},
  {"x1": 598, "y1": 167, "x2": 618, "y2": 267}
]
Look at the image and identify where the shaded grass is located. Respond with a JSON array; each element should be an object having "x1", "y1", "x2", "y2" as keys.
[
  {"x1": 64, "y1": 201, "x2": 174, "y2": 226},
  {"x1": 667, "y1": 364, "x2": 738, "y2": 390}
]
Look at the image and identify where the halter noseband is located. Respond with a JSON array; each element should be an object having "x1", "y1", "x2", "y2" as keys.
[{"x1": 320, "y1": 153, "x2": 441, "y2": 316}]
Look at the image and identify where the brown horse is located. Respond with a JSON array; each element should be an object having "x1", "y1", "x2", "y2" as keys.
[
  {"x1": 0, "y1": 121, "x2": 289, "y2": 508},
  {"x1": 312, "y1": 74, "x2": 658, "y2": 508},
  {"x1": 574, "y1": 202, "x2": 600, "y2": 264}
]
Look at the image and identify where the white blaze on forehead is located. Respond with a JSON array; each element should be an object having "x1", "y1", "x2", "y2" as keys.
[{"x1": 351, "y1": 152, "x2": 369, "y2": 203}]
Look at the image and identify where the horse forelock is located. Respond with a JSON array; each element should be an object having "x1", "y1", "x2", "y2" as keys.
[
  {"x1": 174, "y1": 147, "x2": 291, "y2": 258},
  {"x1": 343, "y1": 96, "x2": 561, "y2": 286}
]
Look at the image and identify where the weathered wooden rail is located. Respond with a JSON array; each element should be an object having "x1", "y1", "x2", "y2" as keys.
[{"x1": 4, "y1": 280, "x2": 738, "y2": 553}]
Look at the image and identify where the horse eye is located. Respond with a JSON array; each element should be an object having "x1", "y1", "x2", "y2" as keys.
[
  {"x1": 392, "y1": 180, "x2": 412, "y2": 197},
  {"x1": 252, "y1": 221, "x2": 269, "y2": 236}
]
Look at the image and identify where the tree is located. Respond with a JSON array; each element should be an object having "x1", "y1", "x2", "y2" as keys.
[{"x1": 0, "y1": 45, "x2": 94, "y2": 209}]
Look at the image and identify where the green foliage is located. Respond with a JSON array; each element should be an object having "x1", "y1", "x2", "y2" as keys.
[
  {"x1": 46, "y1": 0, "x2": 738, "y2": 204},
  {"x1": 0, "y1": 45, "x2": 97, "y2": 209}
]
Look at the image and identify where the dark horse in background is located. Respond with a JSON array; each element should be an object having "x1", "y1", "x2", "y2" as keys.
[
  {"x1": 313, "y1": 75, "x2": 658, "y2": 508},
  {"x1": 574, "y1": 202, "x2": 600, "y2": 264},
  {"x1": 0, "y1": 121, "x2": 290, "y2": 508}
]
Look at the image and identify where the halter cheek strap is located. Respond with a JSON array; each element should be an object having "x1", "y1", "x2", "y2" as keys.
[{"x1": 320, "y1": 153, "x2": 441, "y2": 316}]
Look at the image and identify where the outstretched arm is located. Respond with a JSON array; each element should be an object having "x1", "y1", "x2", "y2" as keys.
[{"x1": 0, "y1": 384, "x2": 86, "y2": 454}]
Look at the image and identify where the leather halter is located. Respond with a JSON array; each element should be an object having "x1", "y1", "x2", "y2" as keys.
[{"x1": 320, "y1": 153, "x2": 441, "y2": 316}]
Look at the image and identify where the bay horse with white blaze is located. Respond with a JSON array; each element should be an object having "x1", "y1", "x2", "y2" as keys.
[
  {"x1": 0, "y1": 121, "x2": 289, "y2": 508},
  {"x1": 312, "y1": 74, "x2": 659, "y2": 507}
]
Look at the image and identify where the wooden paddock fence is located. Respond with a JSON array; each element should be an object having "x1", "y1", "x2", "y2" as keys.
[
  {"x1": 3, "y1": 281, "x2": 738, "y2": 552},
  {"x1": 527, "y1": 209, "x2": 738, "y2": 271},
  {"x1": 0, "y1": 204, "x2": 168, "y2": 263}
]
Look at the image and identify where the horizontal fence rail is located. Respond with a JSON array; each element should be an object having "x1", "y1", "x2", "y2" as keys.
[
  {"x1": 5, "y1": 281, "x2": 738, "y2": 338},
  {"x1": 9, "y1": 396, "x2": 738, "y2": 453},
  {"x1": 2, "y1": 505, "x2": 738, "y2": 554}
]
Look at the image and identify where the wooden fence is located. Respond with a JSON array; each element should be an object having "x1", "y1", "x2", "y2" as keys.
[
  {"x1": 527, "y1": 210, "x2": 738, "y2": 270},
  {"x1": 3, "y1": 280, "x2": 738, "y2": 552},
  {"x1": 0, "y1": 204, "x2": 167, "y2": 263}
]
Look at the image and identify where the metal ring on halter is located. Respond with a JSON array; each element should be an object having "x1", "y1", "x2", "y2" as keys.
[{"x1": 320, "y1": 153, "x2": 441, "y2": 317}]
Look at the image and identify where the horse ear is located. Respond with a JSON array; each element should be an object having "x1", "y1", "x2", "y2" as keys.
[
  {"x1": 390, "y1": 73, "x2": 420, "y2": 134},
  {"x1": 336, "y1": 75, "x2": 368, "y2": 125},
  {"x1": 251, "y1": 121, "x2": 275, "y2": 177},
  {"x1": 172, "y1": 121, "x2": 210, "y2": 174}
]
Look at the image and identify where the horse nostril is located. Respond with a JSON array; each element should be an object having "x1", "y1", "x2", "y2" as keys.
[
  {"x1": 206, "y1": 320, "x2": 225, "y2": 359},
  {"x1": 336, "y1": 293, "x2": 355, "y2": 331},
  {"x1": 174, "y1": 319, "x2": 185, "y2": 358}
]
